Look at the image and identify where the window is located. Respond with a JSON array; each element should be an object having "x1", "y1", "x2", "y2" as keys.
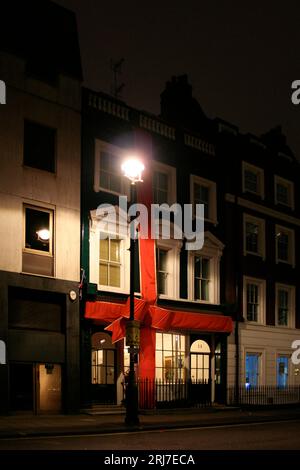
[
  {"x1": 155, "y1": 237, "x2": 181, "y2": 299},
  {"x1": 91, "y1": 333, "x2": 115, "y2": 385},
  {"x1": 23, "y1": 120, "x2": 56, "y2": 173},
  {"x1": 244, "y1": 277, "x2": 266, "y2": 323},
  {"x1": 191, "y1": 175, "x2": 217, "y2": 223},
  {"x1": 275, "y1": 225, "x2": 295, "y2": 266},
  {"x1": 99, "y1": 236, "x2": 121, "y2": 288},
  {"x1": 156, "y1": 248, "x2": 168, "y2": 295},
  {"x1": 275, "y1": 176, "x2": 294, "y2": 209},
  {"x1": 24, "y1": 206, "x2": 53, "y2": 255},
  {"x1": 188, "y1": 233, "x2": 224, "y2": 304},
  {"x1": 245, "y1": 353, "x2": 260, "y2": 387},
  {"x1": 94, "y1": 140, "x2": 129, "y2": 195},
  {"x1": 194, "y1": 256, "x2": 210, "y2": 301},
  {"x1": 276, "y1": 284, "x2": 295, "y2": 327},
  {"x1": 242, "y1": 162, "x2": 264, "y2": 198},
  {"x1": 155, "y1": 333, "x2": 186, "y2": 381},
  {"x1": 23, "y1": 205, "x2": 54, "y2": 276},
  {"x1": 243, "y1": 214, "x2": 265, "y2": 258},
  {"x1": 152, "y1": 161, "x2": 176, "y2": 205},
  {"x1": 277, "y1": 356, "x2": 289, "y2": 388}
]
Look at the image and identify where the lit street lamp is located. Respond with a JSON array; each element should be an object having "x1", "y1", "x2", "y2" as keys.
[{"x1": 122, "y1": 157, "x2": 144, "y2": 426}]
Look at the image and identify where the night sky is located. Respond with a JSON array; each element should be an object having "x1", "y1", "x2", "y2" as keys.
[{"x1": 57, "y1": 0, "x2": 300, "y2": 158}]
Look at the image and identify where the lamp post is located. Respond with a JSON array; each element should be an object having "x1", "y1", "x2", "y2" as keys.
[{"x1": 121, "y1": 157, "x2": 144, "y2": 426}]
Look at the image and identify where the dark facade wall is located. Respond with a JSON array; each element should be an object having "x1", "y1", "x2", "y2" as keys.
[{"x1": 0, "y1": 270, "x2": 80, "y2": 414}]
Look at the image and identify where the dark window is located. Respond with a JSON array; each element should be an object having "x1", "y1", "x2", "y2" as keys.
[
  {"x1": 99, "y1": 151, "x2": 122, "y2": 193},
  {"x1": 25, "y1": 207, "x2": 52, "y2": 253},
  {"x1": 194, "y1": 183, "x2": 209, "y2": 219},
  {"x1": 156, "y1": 248, "x2": 168, "y2": 295},
  {"x1": 246, "y1": 222, "x2": 259, "y2": 253},
  {"x1": 24, "y1": 120, "x2": 56, "y2": 173},
  {"x1": 277, "y1": 232, "x2": 289, "y2": 262},
  {"x1": 278, "y1": 289, "x2": 289, "y2": 326}
]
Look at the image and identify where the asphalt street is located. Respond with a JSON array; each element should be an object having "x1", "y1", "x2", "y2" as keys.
[{"x1": 0, "y1": 419, "x2": 299, "y2": 450}]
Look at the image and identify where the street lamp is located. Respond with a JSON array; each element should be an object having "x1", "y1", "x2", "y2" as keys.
[{"x1": 122, "y1": 156, "x2": 144, "y2": 426}]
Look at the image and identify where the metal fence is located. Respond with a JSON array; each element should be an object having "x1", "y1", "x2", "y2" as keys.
[
  {"x1": 227, "y1": 385, "x2": 300, "y2": 406},
  {"x1": 135, "y1": 378, "x2": 211, "y2": 409}
]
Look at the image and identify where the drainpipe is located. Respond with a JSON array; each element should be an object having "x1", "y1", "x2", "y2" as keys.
[{"x1": 235, "y1": 317, "x2": 239, "y2": 405}]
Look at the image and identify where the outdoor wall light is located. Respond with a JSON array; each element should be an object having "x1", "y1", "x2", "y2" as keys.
[{"x1": 121, "y1": 158, "x2": 144, "y2": 184}]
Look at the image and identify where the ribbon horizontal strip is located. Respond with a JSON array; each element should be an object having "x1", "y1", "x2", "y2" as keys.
[{"x1": 85, "y1": 300, "x2": 233, "y2": 338}]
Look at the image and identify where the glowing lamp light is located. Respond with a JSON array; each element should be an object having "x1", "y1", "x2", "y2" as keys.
[
  {"x1": 121, "y1": 158, "x2": 144, "y2": 183},
  {"x1": 36, "y1": 229, "x2": 50, "y2": 242}
]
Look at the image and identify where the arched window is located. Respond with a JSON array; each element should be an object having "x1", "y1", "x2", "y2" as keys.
[{"x1": 190, "y1": 340, "x2": 210, "y2": 382}]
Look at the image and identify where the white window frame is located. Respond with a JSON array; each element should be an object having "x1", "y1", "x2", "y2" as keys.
[
  {"x1": 89, "y1": 210, "x2": 130, "y2": 294},
  {"x1": 152, "y1": 160, "x2": 177, "y2": 205},
  {"x1": 156, "y1": 238, "x2": 181, "y2": 300},
  {"x1": 188, "y1": 232, "x2": 223, "y2": 305},
  {"x1": 276, "y1": 353, "x2": 292, "y2": 386},
  {"x1": 244, "y1": 349, "x2": 265, "y2": 386},
  {"x1": 190, "y1": 175, "x2": 217, "y2": 224},
  {"x1": 274, "y1": 176, "x2": 294, "y2": 210},
  {"x1": 94, "y1": 139, "x2": 130, "y2": 197},
  {"x1": 275, "y1": 283, "x2": 295, "y2": 328},
  {"x1": 242, "y1": 161, "x2": 264, "y2": 199},
  {"x1": 243, "y1": 276, "x2": 266, "y2": 325},
  {"x1": 23, "y1": 204, "x2": 54, "y2": 258},
  {"x1": 243, "y1": 213, "x2": 265, "y2": 259},
  {"x1": 275, "y1": 224, "x2": 295, "y2": 267}
]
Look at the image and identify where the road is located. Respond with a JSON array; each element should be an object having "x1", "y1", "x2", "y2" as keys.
[{"x1": 0, "y1": 419, "x2": 299, "y2": 450}]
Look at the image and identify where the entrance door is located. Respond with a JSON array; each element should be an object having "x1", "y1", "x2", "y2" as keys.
[
  {"x1": 91, "y1": 332, "x2": 116, "y2": 404},
  {"x1": 37, "y1": 364, "x2": 62, "y2": 413},
  {"x1": 10, "y1": 363, "x2": 34, "y2": 412},
  {"x1": 189, "y1": 340, "x2": 211, "y2": 405}
]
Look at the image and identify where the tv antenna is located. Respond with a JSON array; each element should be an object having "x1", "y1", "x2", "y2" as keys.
[{"x1": 110, "y1": 58, "x2": 125, "y2": 99}]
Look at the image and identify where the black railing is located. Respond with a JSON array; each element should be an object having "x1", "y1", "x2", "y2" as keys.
[
  {"x1": 227, "y1": 385, "x2": 300, "y2": 406},
  {"x1": 124, "y1": 378, "x2": 211, "y2": 409}
]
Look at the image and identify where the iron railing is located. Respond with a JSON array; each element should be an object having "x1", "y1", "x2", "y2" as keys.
[
  {"x1": 124, "y1": 378, "x2": 211, "y2": 409},
  {"x1": 227, "y1": 385, "x2": 300, "y2": 406}
]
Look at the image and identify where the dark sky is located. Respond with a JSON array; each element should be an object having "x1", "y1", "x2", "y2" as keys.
[{"x1": 57, "y1": 0, "x2": 300, "y2": 157}]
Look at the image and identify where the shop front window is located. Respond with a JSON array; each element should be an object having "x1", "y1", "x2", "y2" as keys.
[{"x1": 155, "y1": 333, "x2": 186, "y2": 382}]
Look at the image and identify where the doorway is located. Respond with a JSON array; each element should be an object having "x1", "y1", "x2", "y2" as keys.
[
  {"x1": 91, "y1": 332, "x2": 116, "y2": 404},
  {"x1": 9, "y1": 362, "x2": 62, "y2": 413}
]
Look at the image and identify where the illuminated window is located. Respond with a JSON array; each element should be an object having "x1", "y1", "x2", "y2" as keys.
[
  {"x1": 155, "y1": 333, "x2": 186, "y2": 382},
  {"x1": 277, "y1": 356, "x2": 289, "y2": 388},
  {"x1": 99, "y1": 237, "x2": 121, "y2": 288},
  {"x1": 245, "y1": 353, "x2": 260, "y2": 387}
]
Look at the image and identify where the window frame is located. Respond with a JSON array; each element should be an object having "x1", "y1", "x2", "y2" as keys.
[
  {"x1": 244, "y1": 350, "x2": 263, "y2": 387},
  {"x1": 94, "y1": 139, "x2": 130, "y2": 197},
  {"x1": 152, "y1": 160, "x2": 177, "y2": 205},
  {"x1": 275, "y1": 283, "x2": 295, "y2": 328},
  {"x1": 276, "y1": 353, "x2": 291, "y2": 387},
  {"x1": 243, "y1": 276, "x2": 266, "y2": 325},
  {"x1": 275, "y1": 224, "x2": 295, "y2": 267},
  {"x1": 242, "y1": 161, "x2": 264, "y2": 199},
  {"x1": 155, "y1": 332, "x2": 187, "y2": 382},
  {"x1": 188, "y1": 233, "x2": 223, "y2": 305},
  {"x1": 243, "y1": 213, "x2": 265, "y2": 259},
  {"x1": 190, "y1": 175, "x2": 217, "y2": 224},
  {"x1": 274, "y1": 175, "x2": 294, "y2": 210},
  {"x1": 23, "y1": 204, "x2": 54, "y2": 258},
  {"x1": 156, "y1": 237, "x2": 181, "y2": 300},
  {"x1": 89, "y1": 210, "x2": 130, "y2": 294}
]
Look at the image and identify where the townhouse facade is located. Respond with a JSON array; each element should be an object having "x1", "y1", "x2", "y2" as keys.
[
  {"x1": 219, "y1": 124, "x2": 300, "y2": 393},
  {"x1": 81, "y1": 77, "x2": 233, "y2": 409},
  {"x1": 0, "y1": 1, "x2": 82, "y2": 414}
]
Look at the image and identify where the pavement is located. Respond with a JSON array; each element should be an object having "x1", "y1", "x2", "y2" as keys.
[{"x1": 0, "y1": 406, "x2": 300, "y2": 439}]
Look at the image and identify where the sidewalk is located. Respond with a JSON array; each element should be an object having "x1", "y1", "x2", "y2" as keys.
[{"x1": 0, "y1": 406, "x2": 300, "y2": 439}]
